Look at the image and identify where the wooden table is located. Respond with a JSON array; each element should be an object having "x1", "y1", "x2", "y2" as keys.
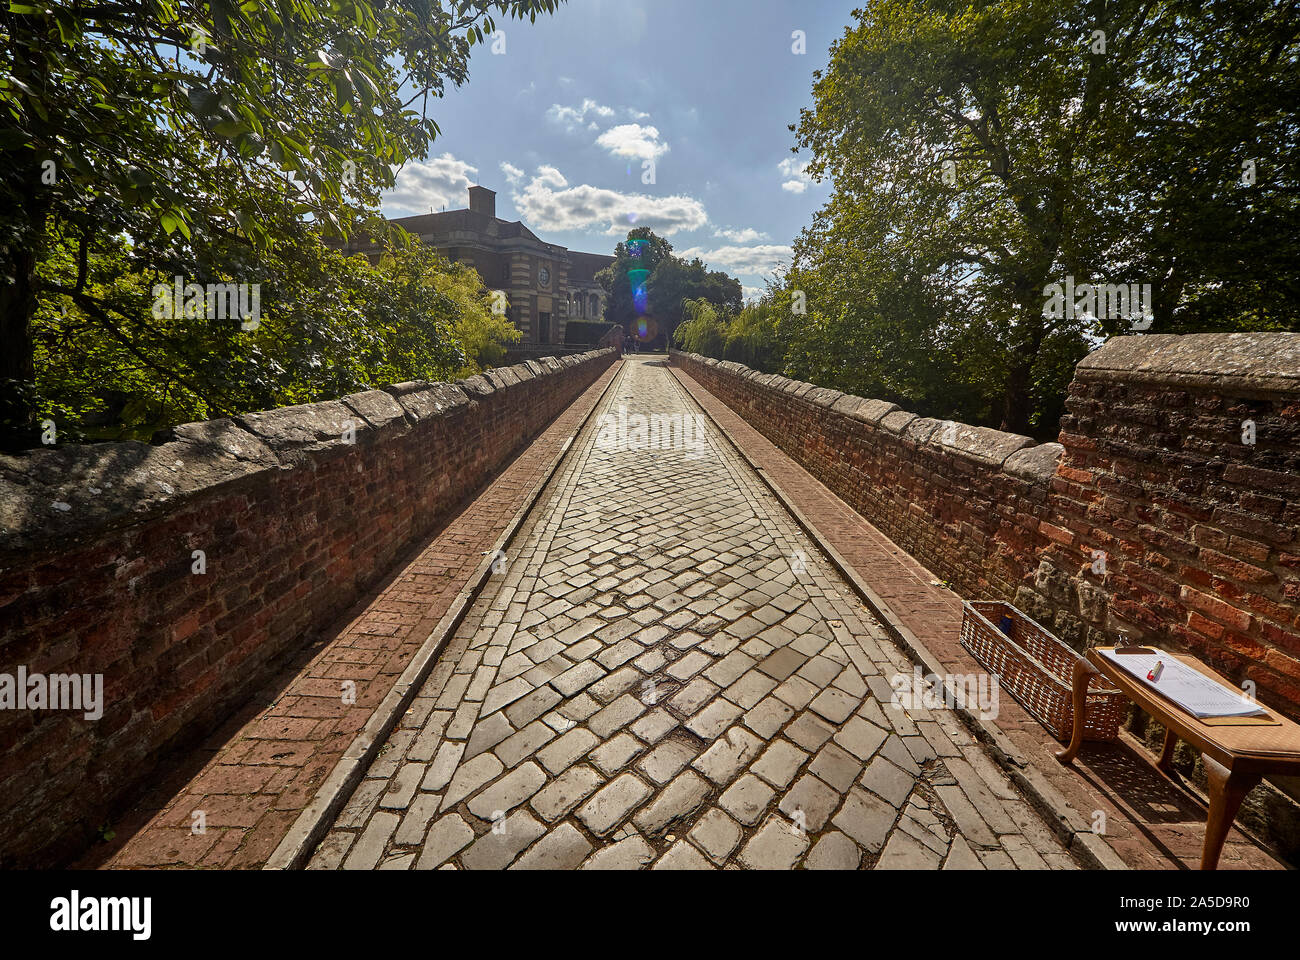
[{"x1": 1056, "y1": 647, "x2": 1300, "y2": 870}]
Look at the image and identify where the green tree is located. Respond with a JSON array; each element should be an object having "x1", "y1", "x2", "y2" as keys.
[
  {"x1": 673, "y1": 298, "x2": 725, "y2": 358},
  {"x1": 647, "y1": 255, "x2": 742, "y2": 343},
  {"x1": 33, "y1": 227, "x2": 517, "y2": 441},
  {"x1": 597, "y1": 227, "x2": 742, "y2": 346},
  {"x1": 595, "y1": 227, "x2": 674, "y2": 334},
  {"x1": 718, "y1": 298, "x2": 780, "y2": 370},
  {"x1": 790, "y1": 0, "x2": 1300, "y2": 436},
  {"x1": 672, "y1": 289, "x2": 785, "y2": 373},
  {"x1": 1, "y1": 0, "x2": 560, "y2": 446}
]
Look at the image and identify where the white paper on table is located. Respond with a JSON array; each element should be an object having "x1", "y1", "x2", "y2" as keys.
[{"x1": 1098, "y1": 648, "x2": 1268, "y2": 719}]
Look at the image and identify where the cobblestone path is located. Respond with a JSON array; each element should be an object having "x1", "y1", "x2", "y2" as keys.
[{"x1": 309, "y1": 357, "x2": 1077, "y2": 870}]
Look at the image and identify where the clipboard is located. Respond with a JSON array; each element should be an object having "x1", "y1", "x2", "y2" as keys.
[{"x1": 1101, "y1": 647, "x2": 1281, "y2": 727}]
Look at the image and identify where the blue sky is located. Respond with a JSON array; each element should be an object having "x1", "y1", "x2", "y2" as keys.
[{"x1": 380, "y1": 0, "x2": 861, "y2": 299}]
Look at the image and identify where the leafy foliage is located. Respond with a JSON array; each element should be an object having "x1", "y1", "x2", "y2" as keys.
[
  {"x1": 673, "y1": 296, "x2": 783, "y2": 372},
  {"x1": 596, "y1": 227, "x2": 741, "y2": 346},
  {"x1": 672, "y1": 299, "x2": 725, "y2": 358},
  {"x1": 773, "y1": 0, "x2": 1300, "y2": 437},
  {"x1": 34, "y1": 228, "x2": 516, "y2": 441},
  {"x1": 0, "y1": 0, "x2": 561, "y2": 446},
  {"x1": 645, "y1": 253, "x2": 742, "y2": 341}
]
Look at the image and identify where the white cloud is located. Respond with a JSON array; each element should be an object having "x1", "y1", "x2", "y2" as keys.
[
  {"x1": 500, "y1": 161, "x2": 525, "y2": 186},
  {"x1": 533, "y1": 165, "x2": 568, "y2": 189},
  {"x1": 778, "y1": 157, "x2": 811, "y2": 179},
  {"x1": 547, "y1": 98, "x2": 616, "y2": 130},
  {"x1": 742, "y1": 285, "x2": 765, "y2": 302},
  {"x1": 384, "y1": 153, "x2": 478, "y2": 215},
  {"x1": 511, "y1": 165, "x2": 707, "y2": 236},
  {"x1": 713, "y1": 226, "x2": 770, "y2": 243},
  {"x1": 595, "y1": 123, "x2": 669, "y2": 161},
  {"x1": 546, "y1": 101, "x2": 659, "y2": 153},
  {"x1": 778, "y1": 156, "x2": 813, "y2": 194},
  {"x1": 678, "y1": 244, "x2": 792, "y2": 276}
]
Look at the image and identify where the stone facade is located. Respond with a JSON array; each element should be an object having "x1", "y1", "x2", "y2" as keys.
[
  {"x1": 344, "y1": 186, "x2": 614, "y2": 346},
  {"x1": 564, "y1": 251, "x2": 614, "y2": 332}
]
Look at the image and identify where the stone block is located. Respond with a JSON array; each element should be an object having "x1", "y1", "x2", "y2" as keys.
[
  {"x1": 880, "y1": 409, "x2": 918, "y2": 435},
  {"x1": 341, "y1": 389, "x2": 410, "y2": 441},
  {"x1": 387, "y1": 382, "x2": 472, "y2": 424},
  {"x1": 927, "y1": 420, "x2": 1034, "y2": 468},
  {"x1": 237, "y1": 399, "x2": 358, "y2": 454},
  {"x1": 1003, "y1": 442, "x2": 1064, "y2": 482}
]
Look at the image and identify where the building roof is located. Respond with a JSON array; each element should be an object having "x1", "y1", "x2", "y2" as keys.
[
  {"x1": 568, "y1": 250, "x2": 615, "y2": 282},
  {"x1": 361, "y1": 192, "x2": 617, "y2": 275},
  {"x1": 386, "y1": 209, "x2": 545, "y2": 245}
]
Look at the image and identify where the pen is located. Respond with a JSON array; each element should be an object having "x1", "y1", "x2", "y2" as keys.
[{"x1": 1147, "y1": 660, "x2": 1164, "y2": 682}]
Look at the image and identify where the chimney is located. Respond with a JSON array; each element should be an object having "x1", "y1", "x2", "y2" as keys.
[{"x1": 468, "y1": 185, "x2": 496, "y2": 218}]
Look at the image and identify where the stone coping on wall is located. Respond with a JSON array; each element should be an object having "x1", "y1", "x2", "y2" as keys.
[
  {"x1": 1075, "y1": 332, "x2": 1300, "y2": 393},
  {"x1": 0, "y1": 351, "x2": 614, "y2": 561},
  {"x1": 668, "y1": 349, "x2": 1065, "y2": 483}
]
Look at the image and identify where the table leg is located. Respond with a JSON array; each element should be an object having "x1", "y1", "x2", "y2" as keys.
[
  {"x1": 1056, "y1": 657, "x2": 1099, "y2": 766},
  {"x1": 1157, "y1": 726, "x2": 1178, "y2": 774},
  {"x1": 1200, "y1": 755, "x2": 1261, "y2": 871}
]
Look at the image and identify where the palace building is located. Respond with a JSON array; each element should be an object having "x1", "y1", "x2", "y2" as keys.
[{"x1": 343, "y1": 186, "x2": 614, "y2": 346}]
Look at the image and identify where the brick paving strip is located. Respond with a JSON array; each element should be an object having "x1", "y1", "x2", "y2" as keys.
[
  {"x1": 671, "y1": 363, "x2": 1285, "y2": 871},
  {"x1": 87, "y1": 360, "x2": 624, "y2": 869},
  {"x1": 311, "y1": 356, "x2": 1081, "y2": 870}
]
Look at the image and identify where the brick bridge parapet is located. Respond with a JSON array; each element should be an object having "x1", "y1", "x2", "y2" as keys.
[
  {"x1": 671, "y1": 334, "x2": 1300, "y2": 721},
  {"x1": 0, "y1": 348, "x2": 617, "y2": 867}
]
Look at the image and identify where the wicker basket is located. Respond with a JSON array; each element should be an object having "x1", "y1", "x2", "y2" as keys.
[{"x1": 959, "y1": 600, "x2": 1125, "y2": 742}]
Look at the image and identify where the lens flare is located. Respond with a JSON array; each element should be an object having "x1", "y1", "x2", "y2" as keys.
[{"x1": 628, "y1": 266, "x2": 649, "y2": 316}]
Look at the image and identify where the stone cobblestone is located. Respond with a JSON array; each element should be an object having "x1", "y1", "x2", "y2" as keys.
[{"x1": 312, "y1": 357, "x2": 1077, "y2": 870}]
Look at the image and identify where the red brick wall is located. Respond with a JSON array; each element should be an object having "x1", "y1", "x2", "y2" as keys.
[
  {"x1": 1025, "y1": 336, "x2": 1300, "y2": 715},
  {"x1": 670, "y1": 351, "x2": 1060, "y2": 605},
  {"x1": 672, "y1": 334, "x2": 1300, "y2": 720},
  {"x1": 0, "y1": 349, "x2": 615, "y2": 866}
]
